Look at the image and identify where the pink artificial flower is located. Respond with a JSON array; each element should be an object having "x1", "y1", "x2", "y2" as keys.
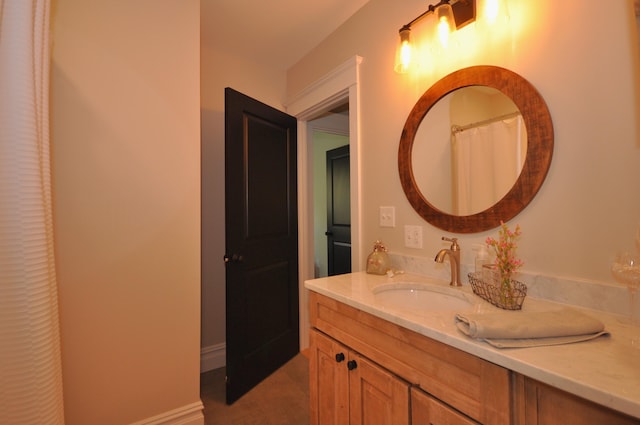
[{"x1": 486, "y1": 221, "x2": 523, "y2": 278}]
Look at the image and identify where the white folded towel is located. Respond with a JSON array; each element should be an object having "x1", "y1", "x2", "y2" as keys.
[{"x1": 455, "y1": 308, "x2": 609, "y2": 348}]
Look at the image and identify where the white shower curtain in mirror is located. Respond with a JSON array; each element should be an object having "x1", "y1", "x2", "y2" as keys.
[
  {"x1": 0, "y1": 1, "x2": 65, "y2": 423},
  {"x1": 451, "y1": 116, "x2": 526, "y2": 216}
]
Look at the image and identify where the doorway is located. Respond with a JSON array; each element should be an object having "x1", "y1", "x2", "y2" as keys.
[
  {"x1": 325, "y1": 144, "x2": 351, "y2": 276},
  {"x1": 309, "y1": 117, "x2": 350, "y2": 278},
  {"x1": 285, "y1": 55, "x2": 363, "y2": 350}
]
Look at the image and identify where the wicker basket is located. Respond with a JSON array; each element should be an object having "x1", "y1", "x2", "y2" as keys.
[{"x1": 468, "y1": 272, "x2": 527, "y2": 310}]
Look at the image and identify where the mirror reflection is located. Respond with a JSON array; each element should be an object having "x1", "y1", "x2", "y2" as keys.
[{"x1": 413, "y1": 86, "x2": 527, "y2": 216}]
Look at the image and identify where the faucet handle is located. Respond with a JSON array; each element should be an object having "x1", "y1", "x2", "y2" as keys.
[{"x1": 442, "y1": 236, "x2": 459, "y2": 250}]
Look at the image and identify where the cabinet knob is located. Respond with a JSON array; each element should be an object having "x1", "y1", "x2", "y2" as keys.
[
  {"x1": 347, "y1": 359, "x2": 358, "y2": 370},
  {"x1": 335, "y1": 352, "x2": 345, "y2": 363}
]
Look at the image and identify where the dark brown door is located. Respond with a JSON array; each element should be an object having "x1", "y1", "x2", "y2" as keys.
[
  {"x1": 224, "y1": 87, "x2": 299, "y2": 404},
  {"x1": 326, "y1": 145, "x2": 351, "y2": 276}
]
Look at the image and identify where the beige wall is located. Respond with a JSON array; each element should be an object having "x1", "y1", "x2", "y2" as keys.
[
  {"x1": 51, "y1": 1, "x2": 202, "y2": 423},
  {"x1": 288, "y1": 0, "x2": 640, "y2": 285},
  {"x1": 200, "y1": 0, "x2": 288, "y2": 355}
]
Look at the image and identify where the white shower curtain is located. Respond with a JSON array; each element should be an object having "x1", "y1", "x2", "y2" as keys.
[
  {"x1": 0, "y1": 1, "x2": 65, "y2": 423},
  {"x1": 451, "y1": 115, "x2": 525, "y2": 215}
]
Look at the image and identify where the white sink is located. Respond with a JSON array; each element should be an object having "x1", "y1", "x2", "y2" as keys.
[{"x1": 372, "y1": 282, "x2": 474, "y2": 315}]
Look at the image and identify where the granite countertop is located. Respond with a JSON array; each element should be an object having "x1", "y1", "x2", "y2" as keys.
[{"x1": 305, "y1": 271, "x2": 640, "y2": 419}]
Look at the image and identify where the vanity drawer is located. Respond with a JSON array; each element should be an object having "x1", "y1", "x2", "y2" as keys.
[
  {"x1": 412, "y1": 387, "x2": 480, "y2": 425},
  {"x1": 309, "y1": 291, "x2": 511, "y2": 425}
]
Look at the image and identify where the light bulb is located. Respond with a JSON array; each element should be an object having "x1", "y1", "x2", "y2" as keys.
[
  {"x1": 434, "y1": 3, "x2": 455, "y2": 49},
  {"x1": 394, "y1": 28, "x2": 413, "y2": 74}
]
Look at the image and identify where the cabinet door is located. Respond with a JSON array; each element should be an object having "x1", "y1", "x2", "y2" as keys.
[
  {"x1": 523, "y1": 378, "x2": 640, "y2": 425},
  {"x1": 309, "y1": 329, "x2": 350, "y2": 425},
  {"x1": 349, "y1": 353, "x2": 410, "y2": 425},
  {"x1": 412, "y1": 387, "x2": 479, "y2": 425}
]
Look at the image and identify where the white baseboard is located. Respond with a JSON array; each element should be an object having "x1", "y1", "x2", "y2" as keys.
[
  {"x1": 200, "y1": 342, "x2": 225, "y2": 373},
  {"x1": 129, "y1": 401, "x2": 204, "y2": 425}
]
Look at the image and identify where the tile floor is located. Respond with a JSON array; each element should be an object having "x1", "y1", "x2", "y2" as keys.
[{"x1": 200, "y1": 353, "x2": 309, "y2": 425}]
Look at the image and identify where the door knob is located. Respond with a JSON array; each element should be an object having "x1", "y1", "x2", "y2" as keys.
[
  {"x1": 347, "y1": 360, "x2": 358, "y2": 370},
  {"x1": 335, "y1": 352, "x2": 345, "y2": 363},
  {"x1": 223, "y1": 254, "x2": 244, "y2": 263}
]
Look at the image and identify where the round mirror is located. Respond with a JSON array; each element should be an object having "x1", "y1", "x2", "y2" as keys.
[{"x1": 398, "y1": 66, "x2": 553, "y2": 233}]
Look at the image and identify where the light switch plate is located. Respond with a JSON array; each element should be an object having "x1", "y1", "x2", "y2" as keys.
[
  {"x1": 404, "y1": 225, "x2": 423, "y2": 249},
  {"x1": 379, "y1": 206, "x2": 395, "y2": 227}
]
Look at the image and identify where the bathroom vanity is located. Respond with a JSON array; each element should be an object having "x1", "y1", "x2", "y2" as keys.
[{"x1": 306, "y1": 272, "x2": 640, "y2": 425}]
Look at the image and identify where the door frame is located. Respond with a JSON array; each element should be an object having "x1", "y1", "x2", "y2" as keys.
[{"x1": 286, "y1": 55, "x2": 363, "y2": 350}]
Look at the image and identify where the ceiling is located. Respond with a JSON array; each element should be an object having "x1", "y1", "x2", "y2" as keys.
[{"x1": 201, "y1": 0, "x2": 371, "y2": 71}]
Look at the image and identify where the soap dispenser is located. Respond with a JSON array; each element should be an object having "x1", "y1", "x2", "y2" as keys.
[{"x1": 366, "y1": 240, "x2": 391, "y2": 275}]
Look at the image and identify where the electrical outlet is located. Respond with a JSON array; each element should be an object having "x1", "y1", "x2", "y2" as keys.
[
  {"x1": 404, "y1": 225, "x2": 423, "y2": 249},
  {"x1": 379, "y1": 206, "x2": 395, "y2": 227}
]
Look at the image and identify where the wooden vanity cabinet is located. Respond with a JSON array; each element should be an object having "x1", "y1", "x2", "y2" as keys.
[
  {"x1": 515, "y1": 376, "x2": 640, "y2": 425},
  {"x1": 309, "y1": 291, "x2": 640, "y2": 425},
  {"x1": 309, "y1": 291, "x2": 511, "y2": 425}
]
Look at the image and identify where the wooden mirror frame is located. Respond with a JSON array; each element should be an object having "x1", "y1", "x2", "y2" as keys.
[{"x1": 398, "y1": 65, "x2": 554, "y2": 233}]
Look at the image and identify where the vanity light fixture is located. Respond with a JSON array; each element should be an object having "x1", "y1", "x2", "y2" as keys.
[{"x1": 394, "y1": 0, "x2": 476, "y2": 73}]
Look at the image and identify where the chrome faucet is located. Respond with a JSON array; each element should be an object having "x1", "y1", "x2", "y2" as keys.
[{"x1": 435, "y1": 237, "x2": 461, "y2": 287}]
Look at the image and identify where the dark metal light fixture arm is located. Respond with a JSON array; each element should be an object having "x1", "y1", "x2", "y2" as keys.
[{"x1": 398, "y1": 0, "x2": 475, "y2": 34}]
